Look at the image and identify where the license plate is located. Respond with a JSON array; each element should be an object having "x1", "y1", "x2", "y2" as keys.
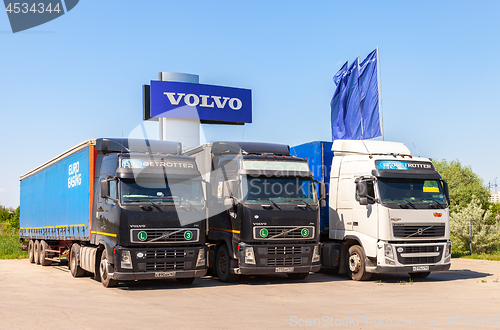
[
  {"x1": 412, "y1": 266, "x2": 429, "y2": 272},
  {"x1": 275, "y1": 267, "x2": 294, "y2": 273},
  {"x1": 155, "y1": 271, "x2": 176, "y2": 278}
]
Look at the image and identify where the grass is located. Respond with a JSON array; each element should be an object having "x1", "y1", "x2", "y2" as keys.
[
  {"x1": 0, "y1": 235, "x2": 28, "y2": 259},
  {"x1": 452, "y1": 252, "x2": 500, "y2": 261}
]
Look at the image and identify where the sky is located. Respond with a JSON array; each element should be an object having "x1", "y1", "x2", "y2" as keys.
[{"x1": 1, "y1": 0, "x2": 499, "y2": 208}]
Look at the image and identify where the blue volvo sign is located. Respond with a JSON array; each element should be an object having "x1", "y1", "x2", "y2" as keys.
[{"x1": 145, "y1": 81, "x2": 252, "y2": 125}]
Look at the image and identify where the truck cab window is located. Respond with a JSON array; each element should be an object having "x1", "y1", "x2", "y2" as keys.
[{"x1": 108, "y1": 180, "x2": 117, "y2": 205}]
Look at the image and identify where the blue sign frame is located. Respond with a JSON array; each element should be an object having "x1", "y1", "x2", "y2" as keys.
[{"x1": 147, "y1": 81, "x2": 252, "y2": 125}]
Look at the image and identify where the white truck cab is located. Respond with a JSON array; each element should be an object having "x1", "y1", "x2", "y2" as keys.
[{"x1": 328, "y1": 140, "x2": 451, "y2": 280}]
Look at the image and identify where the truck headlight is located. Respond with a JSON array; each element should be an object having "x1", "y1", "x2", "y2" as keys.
[
  {"x1": 244, "y1": 246, "x2": 256, "y2": 265},
  {"x1": 384, "y1": 243, "x2": 394, "y2": 259},
  {"x1": 196, "y1": 248, "x2": 206, "y2": 267},
  {"x1": 312, "y1": 245, "x2": 320, "y2": 263},
  {"x1": 121, "y1": 250, "x2": 133, "y2": 269}
]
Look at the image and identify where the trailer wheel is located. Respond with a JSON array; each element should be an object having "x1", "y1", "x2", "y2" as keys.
[
  {"x1": 34, "y1": 240, "x2": 41, "y2": 265},
  {"x1": 287, "y1": 273, "x2": 309, "y2": 280},
  {"x1": 347, "y1": 245, "x2": 372, "y2": 281},
  {"x1": 215, "y1": 245, "x2": 239, "y2": 283},
  {"x1": 39, "y1": 240, "x2": 52, "y2": 266},
  {"x1": 409, "y1": 272, "x2": 431, "y2": 279},
  {"x1": 69, "y1": 244, "x2": 85, "y2": 277},
  {"x1": 176, "y1": 277, "x2": 195, "y2": 285},
  {"x1": 100, "y1": 251, "x2": 118, "y2": 288},
  {"x1": 28, "y1": 240, "x2": 35, "y2": 264}
]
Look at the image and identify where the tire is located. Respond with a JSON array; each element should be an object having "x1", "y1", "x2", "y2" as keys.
[
  {"x1": 287, "y1": 273, "x2": 309, "y2": 280},
  {"x1": 69, "y1": 244, "x2": 85, "y2": 277},
  {"x1": 34, "y1": 240, "x2": 41, "y2": 265},
  {"x1": 215, "y1": 245, "x2": 239, "y2": 283},
  {"x1": 39, "y1": 240, "x2": 52, "y2": 266},
  {"x1": 100, "y1": 250, "x2": 118, "y2": 288},
  {"x1": 347, "y1": 245, "x2": 372, "y2": 281},
  {"x1": 409, "y1": 272, "x2": 431, "y2": 279},
  {"x1": 176, "y1": 277, "x2": 195, "y2": 285},
  {"x1": 28, "y1": 240, "x2": 35, "y2": 264}
]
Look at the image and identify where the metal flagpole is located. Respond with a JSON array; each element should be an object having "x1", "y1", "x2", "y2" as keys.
[{"x1": 376, "y1": 46, "x2": 384, "y2": 141}]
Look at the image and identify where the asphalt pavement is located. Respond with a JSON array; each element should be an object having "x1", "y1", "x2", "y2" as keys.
[{"x1": 0, "y1": 258, "x2": 499, "y2": 329}]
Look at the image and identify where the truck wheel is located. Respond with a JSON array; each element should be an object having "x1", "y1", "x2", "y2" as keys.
[
  {"x1": 69, "y1": 244, "x2": 85, "y2": 277},
  {"x1": 215, "y1": 245, "x2": 239, "y2": 283},
  {"x1": 34, "y1": 240, "x2": 41, "y2": 265},
  {"x1": 287, "y1": 273, "x2": 309, "y2": 280},
  {"x1": 409, "y1": 272, "x2": 431, "y2": 279},
  {"x1": 176, "y1": 277, "x2": 195, "y2": 285},
  {"x1": 347, "y1": 245, "x2": 372, "y2": 281},
  {"x1": 28, "y1": 240, "x2": 35, "y2": 263},
  {"x1": 100, "y1": 251, "x2": 118, "y2": 288},
  {"x1": 39, "y1": 240, "x2": 52, "y2": 266}
]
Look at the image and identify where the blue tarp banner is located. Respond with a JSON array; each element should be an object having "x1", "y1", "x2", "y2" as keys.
[
  {"x1": 331, "y1": 49, "x2": 382, "y2": 141},
  {"x1": 330, "y1": 62, "x2": 348, "y2": 139},
  {"x1": 342, "y1": 58, "x2": 362, "y2": 139},
  {"x1": 359, "y1": 49, "x2": 382, "y2": 139}
]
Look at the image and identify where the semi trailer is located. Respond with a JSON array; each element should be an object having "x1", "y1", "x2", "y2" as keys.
[
  {"x1": 184, "y1": 142, "x2": 324, "y2": 282},
  {"x1": 20, "y1": 138, "x2": 207, "y2": 287},
  {"x1": 292, "y1": 140, "x2": 451, "y2": 281}
]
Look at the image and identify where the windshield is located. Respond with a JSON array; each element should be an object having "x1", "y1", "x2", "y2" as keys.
[
  {"x1": 378, "y1": 178, "x2": 446, "y2": 205},
  {"x1": 242, "y1": 176, "x2": 317, "y2": 204},
  {"x1": 120, "y1": 178, "x2": 203, "y2": 205}
]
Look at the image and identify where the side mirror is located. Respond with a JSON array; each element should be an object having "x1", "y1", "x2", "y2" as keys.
[
  {"x1": 100, "y1": 180, "x2": 110, "y2": 199},
  {"x1": 320, "y1": 199, "x2": 327, "y2": 208},
  {"x1": 442, "y1": 181, "x2": 450, "y2": 205},
  {"x1": 319, "y1": 182, "x2": 326, "y2": 200},
  {"x1": 359, "y1": 197, "x2": 368, "y2": 206},
  {"x1": 356, "y1": 181, "x2": 368, "y2": 198}
]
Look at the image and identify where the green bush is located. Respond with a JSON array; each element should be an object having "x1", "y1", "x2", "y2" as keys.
[
  {"x1": 450, "y1": 196, "x2": 500, "y2": 254},
  {"x1": 0, "y1": 235, "x2": 27, "y2": 259}
]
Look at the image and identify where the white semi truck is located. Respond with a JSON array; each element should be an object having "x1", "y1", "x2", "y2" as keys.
[{"x1": 292, "y1": 140, "x2": 452, "y2": 280}]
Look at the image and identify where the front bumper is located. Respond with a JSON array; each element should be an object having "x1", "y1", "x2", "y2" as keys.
[
  {"x1": 234, "y1": 242, "x2": 321, "y2": 275},
  {"x1": 112, "y1": 269, "x2": 207, "y2": 281},
  {"x1": 369, "y1": 263, "x2": 450, "y2": 274},
  {"x1": 370, "y1": 241, "x2": 452, "y2": 274},
  {"x1": 113, "y1": 245, "x2": 206, "y2": 280}
]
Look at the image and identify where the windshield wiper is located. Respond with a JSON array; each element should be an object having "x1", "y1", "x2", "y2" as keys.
[
  {"x1": 285, "y1": 199, "x2": 313, "y2": 210},
  {"x1": 269, "y1": 226, "x2": 302, "y2": 239},
  {"x1": 402, "y1": 198, "x2": 417, "y2": 210},
  {"x1": 125, "y1": 199, "x2": 162, "y2": 211},
  {"x1": 248, "y1": 198, "x2": 281, "y2": 210},
  {"x1": 148, "y1": 229, "x2": 185, "y2": 242},
  {"x1": 422, "y1": 199, "x2": 446, "y2": 209}
]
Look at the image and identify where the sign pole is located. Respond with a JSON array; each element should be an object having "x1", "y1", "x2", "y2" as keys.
[{"x1": 158, "y1": 72, "x2": 200, "y2": 149}]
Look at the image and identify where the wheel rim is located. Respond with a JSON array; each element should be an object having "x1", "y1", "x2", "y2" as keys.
[
  {"x1": 218, "y1": 252, "x2": 227, "y2": 276},
  {"x1": 349, "y1": 253, "x2": 361, "y2": 273}
]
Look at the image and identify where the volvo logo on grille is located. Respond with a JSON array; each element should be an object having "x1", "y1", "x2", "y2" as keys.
[{"x1": 417, "y1": 228, "x2": 424, "y2": 235}]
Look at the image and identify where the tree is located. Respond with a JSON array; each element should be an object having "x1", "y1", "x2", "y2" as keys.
[
  {"x1": 433, "y1": 159, "x2": 490, "y2": 214},
  {"x1": 450, "y1": 196, "x2": 500, "y2": 254}
]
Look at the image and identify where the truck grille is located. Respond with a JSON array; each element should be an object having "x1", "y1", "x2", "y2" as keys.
[
  {"x1": 130, "y1": 228, "x2": 199, "y2": 243},
  {"x1": 396, "y1": 245, "x2": 443, "y2": 265},
  {"x1": 254, "y1": 226, "x2": 314, "y2": 240},
  {"x1": 145, "y1": 261, "x2": 186, "y2": 271},
  {"x1": 267, "y1": 246, "x2": 303, "y2": 255},
  {"x1": 266, "y1": 257, "x2": 303, "y2": 266},
  {"x1": 393, "y1": 224, "x2": 445, "y2": 238},
  {"x1": 145, "y1": 249, "x2": 194, "y2": 259},
  {"x1": 402, "y1": 256, "x2": 440, "y2": 265}
]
